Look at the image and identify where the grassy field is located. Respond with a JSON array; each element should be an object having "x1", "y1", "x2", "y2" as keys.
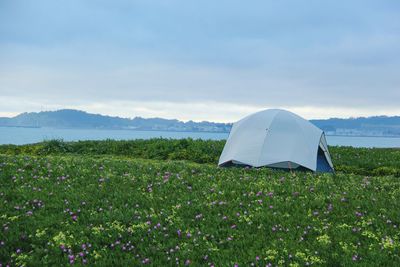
[
  {"x1": 1, "y1": 139, "x2": 400, "y2": 176},
  {"x1": 1, "y1": 139, "x2": 400, "y2": 266}
]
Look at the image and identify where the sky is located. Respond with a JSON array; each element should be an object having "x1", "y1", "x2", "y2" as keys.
[{"x1": 1, "y1": 0, "x2": 400, "y2": 122}]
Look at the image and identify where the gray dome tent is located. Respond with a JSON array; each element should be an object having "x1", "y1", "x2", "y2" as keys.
[{"x1": 219, "y1": 109, "x2": 334, "y2": 172}]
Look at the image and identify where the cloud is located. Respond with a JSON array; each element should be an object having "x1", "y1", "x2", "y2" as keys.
[
  {"x1": 1, "y1": 0, "x2": 400, "y2": 121},
  {"x1": 1, "y1": 59, "x2": 399, "y2": 108},
  {"x1": 3, "y1": 94, "x2": 400, "y2": 123}
]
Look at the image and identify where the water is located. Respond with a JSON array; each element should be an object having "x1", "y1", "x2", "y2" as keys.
[
  {"x1": 0, "y1": 127, "x2": 228, "y2": 145},
  {"x1": 326, "y1": 135, "x2": 400, "y2": 148},
  {"x1": 1, "y1": 126, "x2": 400, "y2": 148}
]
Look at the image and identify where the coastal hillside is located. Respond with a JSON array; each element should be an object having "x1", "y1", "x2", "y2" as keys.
[
  {"x1": 1, "y1": 110, "x2": 400, "y2": 136},
  {"x1": 0, "y1": 110, "x2": 231, "y2": 132}
]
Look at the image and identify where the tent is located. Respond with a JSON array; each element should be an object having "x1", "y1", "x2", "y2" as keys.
[{"x1": 218, "y1": 109, "x2": 334, "y2": 172}]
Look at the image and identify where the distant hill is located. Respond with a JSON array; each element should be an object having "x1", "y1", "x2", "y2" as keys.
[
  {"x1": 0, "y1": 109, "x2": 232, "y2": 133},
  {"x1": 0, "y1": 109, "x2": 399, "y2": 136},
  {"x1": 310, "y1": 116, "x2": 400, "y2": 137}
]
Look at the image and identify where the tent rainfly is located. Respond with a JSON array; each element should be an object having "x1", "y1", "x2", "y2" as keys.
[{"x1": 218, "y1": 109, "x2": 334, "y2": 172}]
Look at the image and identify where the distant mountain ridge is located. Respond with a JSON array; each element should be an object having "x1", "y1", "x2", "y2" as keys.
[
  {"x1": 0, "y1": 109, "x2": 231, "y2": 132},
  {"x1": 311, "y1": 116, "x2": 400, "y2": 137},
  {"x1": 1, "y1": 109, "x2": 400, "y2": 136}
]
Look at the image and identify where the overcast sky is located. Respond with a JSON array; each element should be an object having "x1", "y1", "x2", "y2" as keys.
[{"x1": 1, "y1": 0, "x2": 400, "y2": 122}]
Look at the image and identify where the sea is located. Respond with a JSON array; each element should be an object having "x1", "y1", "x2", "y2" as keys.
[{"x1": 1, "y1": 126, "x2": 400, "y2": 148}]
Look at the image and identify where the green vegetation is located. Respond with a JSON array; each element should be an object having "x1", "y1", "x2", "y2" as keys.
[
  {"x1": 1, "y1": 139, "x2": 400, "y2": 176},
  {"x1": 1, "y1": 139, "x2": 400, "y2": 266},
  {"x1": 0, "y1": 139, "x2": 225, "y2": 165}
]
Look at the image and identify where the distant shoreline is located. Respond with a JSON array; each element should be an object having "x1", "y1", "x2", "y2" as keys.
[
  {"x1": 326, "y1": 134, "x2": 400, "y2": 139},
  {"x1": 0, "y1": 125, "x2": 41, "y2": 129},
  {"x1": 0, "y1": 125, "x2": 228, "y2": 134},
  {"x1": 2, "y1": 125, "x2": 400, "y2": 138}
]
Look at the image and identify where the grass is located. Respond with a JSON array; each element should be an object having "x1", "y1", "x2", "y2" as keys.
[
  {"x1": 1, "y1": 139, "x2": 400, "y2": 176},
  {"x1": 0, "y1": 139, "x2": 400, "y2": 266}
]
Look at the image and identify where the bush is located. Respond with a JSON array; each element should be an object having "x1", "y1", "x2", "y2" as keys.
[{"x1": 1, "y1": 139, "x2": 400, "y2": 176}]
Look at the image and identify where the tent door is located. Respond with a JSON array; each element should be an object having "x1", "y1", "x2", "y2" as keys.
[{"x1": 316, "y1": 147, "x2": 333, "y2": 173}]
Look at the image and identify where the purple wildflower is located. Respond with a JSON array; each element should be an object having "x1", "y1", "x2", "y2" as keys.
[{"x1": 355, "y1": 211, "x2": 363, "y2": 217}]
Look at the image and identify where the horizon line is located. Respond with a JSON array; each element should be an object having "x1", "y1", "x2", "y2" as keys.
[{"x1": 1, "y1": 108, "x2": 399, "y2": 123}]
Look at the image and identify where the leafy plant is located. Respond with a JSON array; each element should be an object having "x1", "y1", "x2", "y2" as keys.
[{"x1": 1, "y1": 154, "x2": 399, "y2": 266}]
